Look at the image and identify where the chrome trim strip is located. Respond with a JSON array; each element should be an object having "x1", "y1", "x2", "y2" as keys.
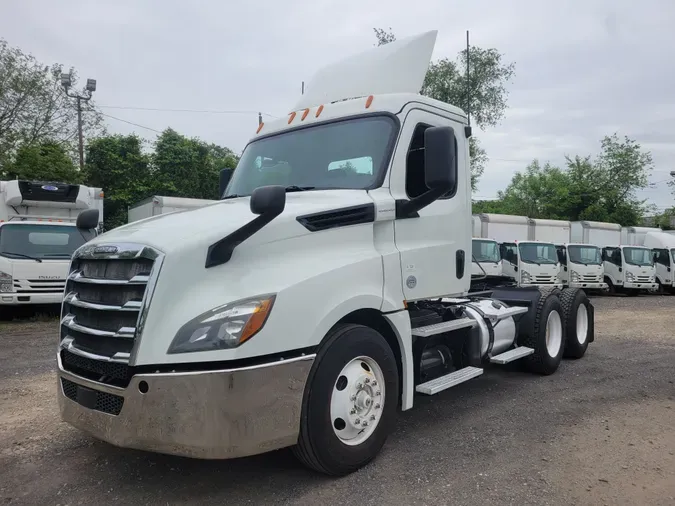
[
  {"x1": 68, "y1": 270, "x2": 150, "y2": 285},
  {"x1": 61, "y1": 314, "x2": 136, "y2": 339},
  {"x1": 64, "y1": 292, "x2": 142, "y2": 311},
  {"x1": 59, "y1": 337, "x2": 131, "y2": 364}
]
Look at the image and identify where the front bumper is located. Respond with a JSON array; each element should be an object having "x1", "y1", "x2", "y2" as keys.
[
  {"x1": 57, "y1": 353, "x2": 314, "y2": 459},
  {"x1": 1, "y1": 292, "x2": 63, "y2": 305},
  {"x1": 522, "y1": 282, "x2": 563, "y2": 289},
  {"x1": 569, "y1": 281, "x2": 608, "y2": 290},
  {"x1": 623, "y1": 282, "x2": 658, "y2": 290}
]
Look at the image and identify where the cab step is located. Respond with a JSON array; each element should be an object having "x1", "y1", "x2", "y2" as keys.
[
  {"x1": 489, "y1": 346, "x2": 534, "y2": 364},
  {"x1": 415, "y1": 366, "x2": 483, "y2": 395},
  {"x1": 412, "y1": 318, "x2": 476, "y2": 338}
]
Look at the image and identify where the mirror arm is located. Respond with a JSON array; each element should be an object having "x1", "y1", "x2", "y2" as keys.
[{"x1": 395, "y1": 186, "x2": 448, "y2": 219}]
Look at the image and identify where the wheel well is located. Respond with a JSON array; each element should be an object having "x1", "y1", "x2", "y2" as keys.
[{"x1": 336, "y1": 309, "x2": 403, "y2": 407}]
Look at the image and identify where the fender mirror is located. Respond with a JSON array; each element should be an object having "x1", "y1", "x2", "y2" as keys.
[
  {"x1": 76, "y1": 209, "x2": 99, "y2": 230},
  {"x1": 219, "y1": 168, "x2": 233, "y2": 198}
]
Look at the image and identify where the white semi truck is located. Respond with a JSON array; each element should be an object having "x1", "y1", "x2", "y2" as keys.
[
  {"x1": 572, "y1": 221, "x2": 657, "y2": 295},
  {"x1": 55, "y1": 32, "x2": 595, "y2": 476},
  {"x1": 0, "y1": 180, "x2": 102, "y2": 309},
  {"x1": 128, "y1": 196, "x2": 218, "y2": 223},
  {"x1": 640, "y1": 231, "x2": 675, "y2": 294},
  {"x1": 475, "y1": 214, "x2": 562, "y2": 288},
  {"x1": 537, "y1": 220, "x2": 607, "y2": 291}
]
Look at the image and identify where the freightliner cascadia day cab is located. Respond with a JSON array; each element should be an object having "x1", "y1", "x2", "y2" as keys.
[
  {"x1": 0, "y1": 180, "x2": 102, "y2": 309},
  {"x1": 56, "y1": 31, "x2": 595, "y2": 476},
  {"x1": 475, "y1": 214, "x2": 562, "y2": 288},
  {"x1": 128, "y1": 195, "x2": 218, "y2": 223},
  {"x1": 640, "y1": 231, "x2": 675, "y2": 294}
]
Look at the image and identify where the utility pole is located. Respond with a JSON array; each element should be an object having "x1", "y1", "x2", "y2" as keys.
[{"x1": 61, "y1": 73, "x2": 97, "y2": 171}]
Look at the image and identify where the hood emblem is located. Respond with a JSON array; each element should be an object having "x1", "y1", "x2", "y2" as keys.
[{"x1": 93, "y1": 245, "x2": 119, "y2": 255}]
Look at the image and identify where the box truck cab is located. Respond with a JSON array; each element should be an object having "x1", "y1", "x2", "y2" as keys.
[
  {"x1": 641, "y1": 231, "x2": 675, "y2": 293},
  {"x1": 555, "y1": 244, "x2": 607, "y2": 290},
  {"x1": 471, "y1": 238, "x2": 502, "y2": 278},
  {"x1": 55, "y1": 31, "x2": 596, "y2": 476},
  {"x1": 0, "y1": 180, "x2": 102, "y2": 307},
  {"x1": 500, "y1": 240, "x2": 562, "y2": 288},
  {"x1": 601, "y1": 245, "x2": 657, "y2": 295}
]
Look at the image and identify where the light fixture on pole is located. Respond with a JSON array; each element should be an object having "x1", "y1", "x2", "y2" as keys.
[{"x1": 60, "y1": 72, "x2": 97, "y2": 171}]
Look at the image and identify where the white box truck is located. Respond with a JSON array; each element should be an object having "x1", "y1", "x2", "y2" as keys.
[
  {"x1": 476, "y1": 214, "x2": 562, "y2": 288},
  {"x1": 621, "y1": 226, "x2": 661, "y2": 246},
  {"x1": 572, "y1": 221, "x2": 657, "y2": 295},
  {"x1": 470, "y1": 215, "x2": 503, "y2": 282},
  {"x1": 0, "y1": 180, "x2": 102, "y2": 308},
  {"x1": 128, "y1": 196, "x2": 218, "y2": 223},
  {"x1": 538, "y1": 220, "x2": 607, "y2": 291},
  {"x1": 640, "y1": 231, "x2": 675, "y2": 294},
  {"x1": 55, "y1": 31, "x2": 596, "y2": 476}
]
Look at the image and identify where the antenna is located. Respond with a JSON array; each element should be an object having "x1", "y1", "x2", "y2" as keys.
[
  {"x1": 301, "y1": 81, "x2": 305, "y2": 95},
  {"x1": 466, "y1": 30, "x2": 471, "y2": 127}
]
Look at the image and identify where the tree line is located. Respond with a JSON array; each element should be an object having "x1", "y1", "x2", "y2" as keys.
[{"x1": 1, "y1": 32, "x2": 670, "y2": 231}]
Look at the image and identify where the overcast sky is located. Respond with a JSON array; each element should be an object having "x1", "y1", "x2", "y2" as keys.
[{"x1": 3, "y1": 0, "x2": 674, "y2": 211}]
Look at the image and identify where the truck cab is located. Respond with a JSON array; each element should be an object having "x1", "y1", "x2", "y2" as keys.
[
  {"x1": 471, "y1": 238, "x2": 502, "y2": 279},
  {"x1": 643, "y1": 231, "x2": 675, "y2": 293},
  {"x1": 500, "y1": 240, "x2": 562, "y2": 288},
  {"x1": 0, "y1": 180, "x2": 102, "y2": 307},
  {"x1": 555, "y1": 243, "x2": 607, "y2": 291},
  {"x1": 601, "y1": 245, "x2": 657, "y2": 295}
]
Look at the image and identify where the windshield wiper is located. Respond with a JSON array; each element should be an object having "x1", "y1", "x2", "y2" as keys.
[
  {"x1": 1, "y1": 252, "x2": 42, "y2": 262},
  {"x1": 221, "y1": 194, "x2": 243, "y2": 200},
  {"x1": 42, "y1": 253, "x2": 73, "y2": 258},
  {"x1": 285, "y1": 185, "x2": 315, "y2": 192}
]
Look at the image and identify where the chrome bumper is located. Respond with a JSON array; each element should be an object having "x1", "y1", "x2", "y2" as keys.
[
  {"x1": 57, "y1": 353, "x2": 314, "y2": 459},
  {"x1": 569, "y1": 282, "x2": 608, "y2": 290}
]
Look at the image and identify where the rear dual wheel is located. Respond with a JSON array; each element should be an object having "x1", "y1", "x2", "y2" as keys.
[
  {"x1": 560, "y1": 288, "x2": 591, "y2": 359},
  {"x1": 521, "y1": 291, "x2": 565, "y2": 375}
]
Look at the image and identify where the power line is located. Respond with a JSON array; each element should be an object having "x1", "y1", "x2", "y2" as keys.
[
  {"x1": 99, "y1": 112, "x2": 163, "y2": 133},
  {"x1": 98, "y1": 104, "x2": 279, "y2": 118}
]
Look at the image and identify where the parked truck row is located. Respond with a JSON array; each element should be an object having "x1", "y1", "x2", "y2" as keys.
[{"x1": 471, "y1": 214, "x2": 673, "y2": 296}]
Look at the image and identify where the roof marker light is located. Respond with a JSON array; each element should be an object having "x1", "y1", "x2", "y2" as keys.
[
  {"x1": 301, "y1": 108, "x2": 310, "y2": 121},
  {"x1": 365, "y1": 95, "x2": 374, "y2": 108},
  {"x1": 316, "y1": 105, "x2": 324, "y2": 117},
  {"x1": 256, "y1": 122, "x2": 264, "y2": 134},
  {"x1": 288, "y1": 112, "x2": 297, "y2": 124}
]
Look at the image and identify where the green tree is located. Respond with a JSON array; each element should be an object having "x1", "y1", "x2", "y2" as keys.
[
  {"x1": 0, "y1": 39, "x2": 105, "y2": 169},
  {"x1": 373, "y1": 28, "x2": 515, "y2": 191},
  {"x1": 85, "y1": 134, "x2": 155, "y2": 230},
  {"x1": 153, "y1": 128, "x2": 238, "y2": 200},
  {"x1": 3, "y1": 141, "x2": 80, "y2": 182},
  {"x1": 479, "y1": 134, "x2": 653, "y2": 226}
]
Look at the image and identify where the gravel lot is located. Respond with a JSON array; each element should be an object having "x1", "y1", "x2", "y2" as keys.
[{"x1": 1, "y1": 296, "x2": 674, "y2": 505}]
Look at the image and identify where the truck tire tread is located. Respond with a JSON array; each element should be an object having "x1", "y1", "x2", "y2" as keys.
[
  {"x1": 520, "y1": 291, "x2": 565, "y2": 375},
  {"x1": 560, "y1": 288, "x2": 590, "y2": 359}
]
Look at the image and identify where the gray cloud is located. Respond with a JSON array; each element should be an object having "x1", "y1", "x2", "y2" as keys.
[{"x1": 2, "y1": 0, "x2": 674, "y2": 210}]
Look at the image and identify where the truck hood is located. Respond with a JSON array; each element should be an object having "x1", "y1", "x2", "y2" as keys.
[
  {"x1": 0, "y1": 256, "x2": 69, "y2": 279},
  {"x1": 89, "y1": 190, "x2": 375, "y2": 254}
]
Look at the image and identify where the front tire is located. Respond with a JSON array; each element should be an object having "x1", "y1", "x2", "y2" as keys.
[
  {"x1": 560, "y1": 288, "x2": 591, "y2": 359},
  {"x1": 293, "y1": 324, "x2": 399, "y2": 476},
  {"x1": 521, "y1": 292, "x2": 565, "y2": 375}
]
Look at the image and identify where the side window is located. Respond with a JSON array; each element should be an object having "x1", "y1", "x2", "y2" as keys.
[
  {"x1": 611, "y1": 249, "x2": 622, "y2": 265},
  {"x1": 405, "y1": 123, "x2": 458, "y2": 200},
  {"x1": 556, "y1": 246, "x2": 566, "y2": 264}
]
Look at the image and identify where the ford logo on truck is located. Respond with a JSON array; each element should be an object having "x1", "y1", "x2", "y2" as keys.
[
  {"x1": 41, "y1": 185, "x2": 59, "y2": 191},
  {"x1": 93, "y1": 245, "x2": 119, "y2": 255}
]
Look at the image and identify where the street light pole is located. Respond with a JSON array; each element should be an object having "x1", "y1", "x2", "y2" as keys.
[{"x1": 61, "y1": 73, "x2": 97, "y2": 171}]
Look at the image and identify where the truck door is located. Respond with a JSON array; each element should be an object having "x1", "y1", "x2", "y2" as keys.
[
  {"x1": 389, "y1": 108, "x2": 470, "y2": 300},
  {"x1": 500, "y1": 242, "x2": 519, "y2": 280}
]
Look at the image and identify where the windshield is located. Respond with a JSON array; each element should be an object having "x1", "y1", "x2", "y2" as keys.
[
  {"x1": 472, "y1": 240, "x2": 500, "y2": 263},
  {"x1": 224, "y1": 116, "x2": 397, "y2": 197},
  {"x1": 518, "y1": 242, "x2": 558, "y2": 265},
  {"x1": 567, "y1": 245, "x2": 602, "y2": 265},
  {"x1": 0, "y1": 224, "x2": 86, "y2": 260},
  {"x1": 623, "y1": 247, "x2": 653, "y2": 266}
]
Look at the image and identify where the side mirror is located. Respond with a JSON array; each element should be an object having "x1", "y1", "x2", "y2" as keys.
[
  {"x1": 250, "y1": 185, "x2": 286, "y2": 216},
  {"x1": 424, "y1": 126, "x2": 457, "y2": 192},
  {"x1": 219, "y1": 168, "x2": 233, "y2": 197},
  {"x1": 76, "y1": 209, "x2": 99, "y2": 230}
]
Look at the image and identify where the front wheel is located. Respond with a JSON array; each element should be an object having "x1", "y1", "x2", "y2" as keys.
[{"x1": 293, "y1": 324, "x2": 399, "y2": 476}]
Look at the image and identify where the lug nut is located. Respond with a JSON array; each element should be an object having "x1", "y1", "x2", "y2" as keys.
[
  {"x1": 370, "y1": 415, "x2": 376, "y2": 421},
  {"x1": 365, "y1": 378, "x2": 370, "y2": 384},
  {"x1": 375, "y1": 391, "x2": 381, "y2": 396},
  {"x1": 350, "y1": 408, "x2": 356, "y2": 415},
  {"x1": 371, "y1": 380, "x2": 377, "y2": 386},
  {"x1": 355, "y1": 418, "x2": 361, "y2": 425},
  {"x1": 356, "y1": 382, "x2": 363, "y2": 389},
  {"x1": 362, "y1": 421, "x2": 369, "y2": 427},
  {"x1": 350, "y1": 395, "x2": 356, "y2": 401},
  {"x1": 375, "y1": 403, "x2": 380, "y2": 409}
]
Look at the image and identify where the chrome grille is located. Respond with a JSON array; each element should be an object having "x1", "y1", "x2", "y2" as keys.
[
  {"x1": 12, "y1": 278, "x2": 66, "y2": 293},
  {"x1": 636, "y1": 276, "x2": 651, "y2": 283},
  {"x1": 534, "y1": 275, "x2": 555, "y2": 284},
  {"x1": 59, "y1": 243, "x2": 163, "y2": 372}
]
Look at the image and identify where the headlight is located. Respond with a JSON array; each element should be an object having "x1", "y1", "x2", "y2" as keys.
[
  {"x1": 570, "y1": 271, "x2": 580, "y2": 282},
  {"x1": 0, "y1": 271, "x2": 12, "y2": 293},
  {"x1": 626, "y1": 272, "x2": 635, "y2": 282},
  {"x1": 168, "y1": 294, "x2": 276, "y2": 354},
  {"x1": 521, "y1": 271, "x2": 532, "y2": 284}
]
